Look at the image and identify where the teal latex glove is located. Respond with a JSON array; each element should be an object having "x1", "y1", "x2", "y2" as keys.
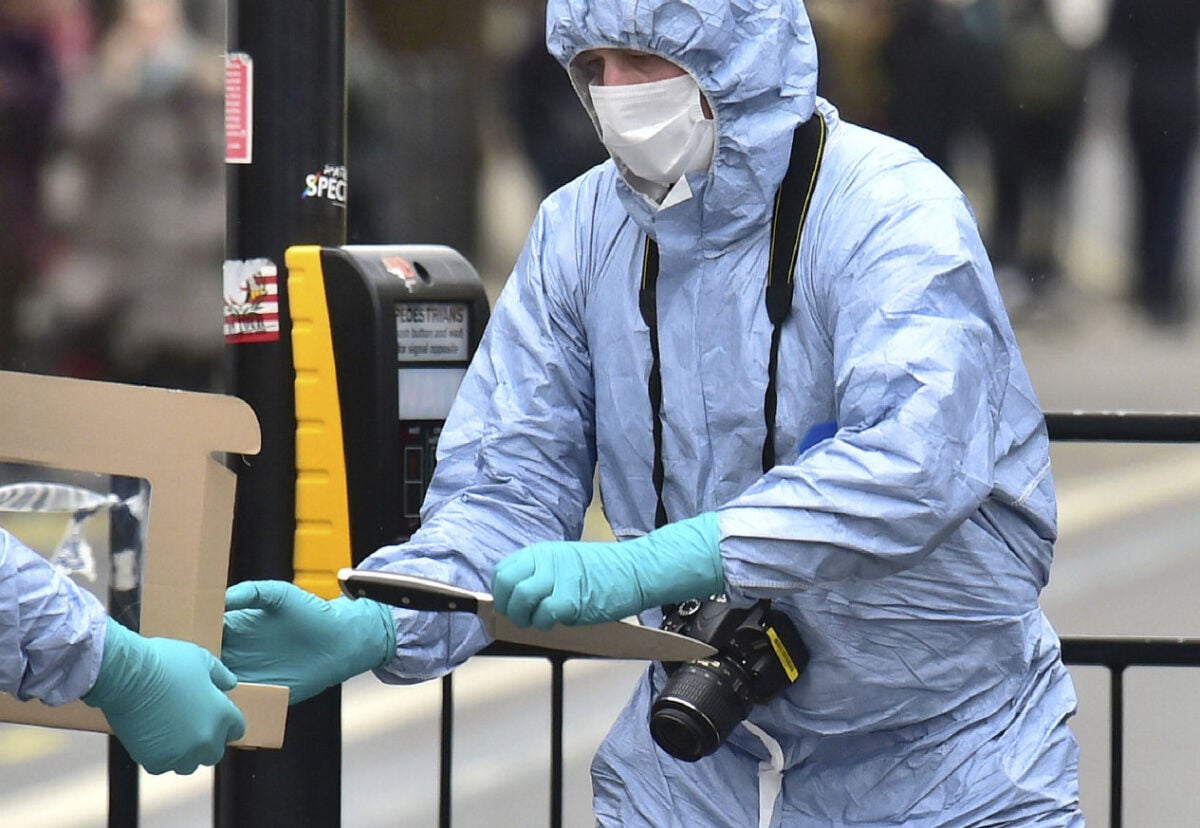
[
  {"x1": 221, "y1": 580, "x2": 397, "y2": 704},
  {"x1": 82, "y1": 618, "x2": 246, "y2": 775},
  {"x1": 492, "y1": 512, "x2": 724, "y2": 630}
]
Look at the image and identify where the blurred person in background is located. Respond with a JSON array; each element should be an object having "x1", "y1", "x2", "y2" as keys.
[
  {"x1": 344, "y1": 0, "x2": 412, "y2": 245},
  {"x1": 880, "y1": 0, "x2": 1003, "y2": 178},
  {"x1": 0, "y1": 0, "x2": 68, "y2": 370},
  {"x1": 877, "y1": 0, "x2": 968, "y2": 174},
  {"x1": 1106, "y1": 0, "x2": 1200, "y2": 329},
  {"x1": 345, "y1": 0, "x2": 483, "y2": 254},
  {"x1": 504, "y1": 2, "x2": 607, "y2": 196},
  {"x1": 345, "y1": 0, "x2": 484, "y2": 258},
  {"x1": 987, "y1": 0, "x2": 1089, "y2": 315},
  {"x1": 806, "y1": 0, "x2": 893, "y2": 134},
  {"x1": 1, "y1": 527, "x2": 245, "y2": 774},
  {"x1": 812, "y1": 0, "x2": 1002, "y2": 188},
  {"x1": 25, "y1": 0, "x2": 224, "y2": 391}
]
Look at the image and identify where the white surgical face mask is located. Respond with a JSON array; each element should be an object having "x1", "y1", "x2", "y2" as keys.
[{"x1": 590, "y1": 73, "x2": 715, "y2": 187}]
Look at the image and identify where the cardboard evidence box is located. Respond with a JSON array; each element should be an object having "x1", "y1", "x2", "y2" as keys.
[{"x1": 0, "y1": 370, "x2": 287, "y2": 749}]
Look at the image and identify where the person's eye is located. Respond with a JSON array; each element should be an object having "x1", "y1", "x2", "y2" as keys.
[{"x1": 577, "y1": 57, "x2": 602, "y2": 78}]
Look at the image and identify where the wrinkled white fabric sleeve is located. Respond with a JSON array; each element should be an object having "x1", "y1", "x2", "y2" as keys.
[
  {"x1": 0, "y1": 529, "x2": 108, "y2": 705},
  {"x1": 720, "y1": 163, "x2": 1012, "y2": 594},
  {"x1": 360, "y1": 192, "x2": 599, "y2": 684}
]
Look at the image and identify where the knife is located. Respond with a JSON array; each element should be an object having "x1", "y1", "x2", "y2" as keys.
[{"x1": 337, "y1": 568, "x2": 717, "y2": 661}]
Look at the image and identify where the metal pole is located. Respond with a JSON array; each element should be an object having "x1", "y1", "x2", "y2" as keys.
[
  {"x1": 107, "y1": 475, "x2": 145, "y2": 827},
  {"x1": 550, "y1": 658, "x2": 565, "y2": 828},
  {"x1": 1110, "y1": 667, "x2": 1124, "y2": 828},
  {"x1": 440, "y1": 674, "x2": 454, "y2": 828},
  {"x1": 216, "y1": 1, "x2": 346, "y2": 825}
]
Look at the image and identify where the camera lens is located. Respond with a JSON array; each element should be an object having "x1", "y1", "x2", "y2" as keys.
[{"x1": 649, "y1": 660, "x2": 753, "y2": 761}]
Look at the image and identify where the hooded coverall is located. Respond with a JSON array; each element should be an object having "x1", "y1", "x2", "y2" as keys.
[{"x1": 360, "y1": 1, "x2": 1083, "y2": 823}]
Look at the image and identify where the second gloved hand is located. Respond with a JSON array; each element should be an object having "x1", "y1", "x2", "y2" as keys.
[
  {"x1": 222, "y1": 580, "x2": 397, "y2": 704},
  {"x1": 83, "y1": 618, "x2": 246, "y2": 775},
  {"x1": 492, "y1": 512, "x2": 724, "y2": 630}
]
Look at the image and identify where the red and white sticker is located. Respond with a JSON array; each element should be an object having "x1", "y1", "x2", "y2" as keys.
[
  {"x1": 223, "y1": 259, "x2": 280, "y2": 343},
  {"x1": 382, "y1": 255, "x2": 421, "y2": 293},
  {"x1": 225, "y1": 52, "x2": 253, "y2": 164}
]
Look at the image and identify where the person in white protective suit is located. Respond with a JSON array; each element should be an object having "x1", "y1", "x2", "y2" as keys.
[
  {"x1": 220, "y1": 0, "x2": 1085, "y2": 824},
  {"x1": 0, "y1": 528, "x2": 245, "y2": 774}
]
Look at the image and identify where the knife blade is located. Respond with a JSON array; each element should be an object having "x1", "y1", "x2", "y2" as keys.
[{"x1": 337, "y1": 568, "x2": 717, "y2": 661}]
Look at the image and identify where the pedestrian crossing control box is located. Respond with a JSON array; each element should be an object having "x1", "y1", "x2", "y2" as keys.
[{"x1": 286, "y1": 244, "x2": 490, "y2": 598}]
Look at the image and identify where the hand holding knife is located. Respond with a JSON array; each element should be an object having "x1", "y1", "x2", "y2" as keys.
[{"x1": 338, "y1": 568, "x2": 716, "y2": 661}]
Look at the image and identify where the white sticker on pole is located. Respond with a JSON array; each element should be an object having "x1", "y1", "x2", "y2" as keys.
[
  {"x1": 225, "y1": 52, "x2": 253, "y2": 164},
  {"x1": 223, "y1": 259, "x2": 280, "y2": 344}
]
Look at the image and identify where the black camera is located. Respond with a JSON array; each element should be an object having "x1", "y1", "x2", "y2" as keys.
[{"x1": 649, "y1": 597, "x2": 809, "y2": 762}]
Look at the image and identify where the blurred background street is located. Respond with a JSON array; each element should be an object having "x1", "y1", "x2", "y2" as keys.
[{"x1": 2, "y1": 0, "x2": 1199, "y2": 825}]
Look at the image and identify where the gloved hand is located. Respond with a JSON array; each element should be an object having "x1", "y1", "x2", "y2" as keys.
[
  {"x1": 492, "y1": 512, "x2": 724, "y2": 630},
  {"x1": 221, "y1": 580, "x2": 397, "y2": 704},
  {"x1": 82, "y1": 618, "x2": 246, "y2": 775}
]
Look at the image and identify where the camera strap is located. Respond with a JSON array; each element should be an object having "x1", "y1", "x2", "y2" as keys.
[{"x1": 639, "y1": 113, "x2": 827, "y2": 528}]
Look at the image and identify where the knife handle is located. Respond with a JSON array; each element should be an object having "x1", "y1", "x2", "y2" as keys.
[{"x1": 338, "y1": 569, "x2": 481, "y2": 614}]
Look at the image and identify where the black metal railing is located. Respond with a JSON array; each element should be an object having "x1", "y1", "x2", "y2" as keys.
[
  {"x1": 439, "y1": 644, "x2": 577, "y2": 828},
  {"x1": 1029, "y1": 413, "x2": 1199, "y2": 827},
  {"x1": 1043, "y1": 411, "x2": 1200, "y2": 443},
  {"x1": 439, "y1": 638, "x2": 1200, "y2": 828},
  {"x1": 430, "y1": 411, "x2": 1200, "y2": 828},
  {"x1": 1060, "y1": 637, "x2": 1200, "y2": 828}
]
